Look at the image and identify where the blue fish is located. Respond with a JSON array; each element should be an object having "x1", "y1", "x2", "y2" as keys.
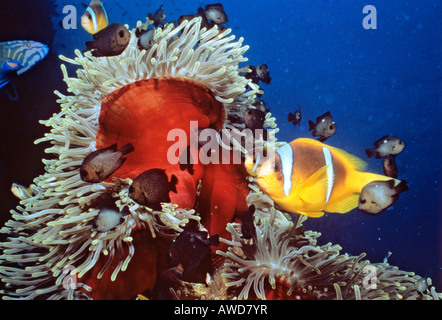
[{"x1": 0, "y1": 40, "x2": 49, "y2": 99}]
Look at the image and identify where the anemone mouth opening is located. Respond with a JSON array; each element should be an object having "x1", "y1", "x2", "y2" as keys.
[{"x1": 96, "y1": 77, "x2": 225, "y2": 180}]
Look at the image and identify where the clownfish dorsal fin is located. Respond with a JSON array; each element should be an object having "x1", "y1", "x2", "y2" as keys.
[
  {"x1": 329, "y1": 146, "x2": 367, "y2": 171},
  {"x1": 298, "y1": 138, "x2": 367, "y2": 172},
  {"x1": 325, "y1": 193, "x2": 360, "y2": 214},
  {"x1": 298, "y1": 164, "x2": 330, "y2": 206}
]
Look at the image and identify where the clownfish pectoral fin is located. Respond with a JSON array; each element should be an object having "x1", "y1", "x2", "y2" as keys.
[
  {"x1": 297, "y1": 211, "x2": 325, "y2": 218},
  {"x1": 325, "y1": 193, "x2": 360, "y2": 214},
  {"x1": 298, "y1": 165, "x2": 330, "y2": 206}
]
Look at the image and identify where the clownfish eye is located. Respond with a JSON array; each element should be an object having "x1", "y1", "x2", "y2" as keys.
[
  {"x1": 119, "y1": 30, "x2": 125, "y2": 38},
  {"x1": 129, "y1": 185, "x2": 135, "y2": 194},
  {"x1": 273, "y1": 161, "x2": 281, "y2": 172},
  {"x1": 360, "y1": 198, "x2": 366, "y2": 204}
]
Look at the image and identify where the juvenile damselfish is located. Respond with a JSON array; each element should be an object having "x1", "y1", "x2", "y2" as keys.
[
  {"x1": 287, "y1": 106, "x2": 302, "y2": 126},
  {"x1": 308, "y1": 111, "x2": 337, "y2": 142},
  {"x1": 168, "y1": 220, "x2": 219, "y2": 284},
  {"x1": 178, "y1": 3, "x2": 228, "y2": 31},
  {"x1": 365, "y1": 135, "x2": 405, "y2": 159},
  {"x1": 93, "y1": 205, "x2": 130, "y2": 232},
  {"x1": 80, "y1": 143, "x2": 134, "y2": 183},
  {"x1": 244, "y1": 64, "x2": 271, "y2": 85},
  {"x1": 202, "y1": 3, "x2": 228, "y2": 24},
  {"x1": 128, "y1": 168, "x2": 178, "y2": 210},
  {"x1": 256, "y1": 64, "x2": 271, "y2": 84},
  {"x1": 241, "y1": 205, "x2": 256, "y2": 240},
  {"x1": 382, "y1": 154, "x2": 398, "y2": 178},
  {"x1": 252, "y1": 99, "x2": 269, "y2": 113},
  {"x1": 147, "y1": 4, "x2": 166, "y2": 27},
  {"x1": 135, "y1": 28, "x2": 155, "y2": 50},
  {"x1": 246, "y1": 138, "x2": 401, "y2": 218},
  {"x1": 358, "y1": 180, "x2": 409, "y2": 215},
  {"x1": 178, "y1": 13, "x2": 212, "y2": 30},
  {"x1": 243, "y1": 108, "x2": 266, "y2": 130}
]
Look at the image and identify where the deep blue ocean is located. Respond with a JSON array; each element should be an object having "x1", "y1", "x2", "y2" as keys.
[{"x1": 0, "y1": 0, "x2": 440, "y2": 292}]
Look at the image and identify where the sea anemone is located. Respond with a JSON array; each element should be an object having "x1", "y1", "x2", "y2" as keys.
[
  {"x1": 216, "y1": 184, "x2": 441, "y2": 300},
  {"x1": 0, "y1": 17, "x2": 276, "y2": 300},
  {"x1": 1, "y1": 14, "x2": 438, "y2": 301},
  {"x1": 148, "y1": 182, "x2": 440, "y2": 301}
]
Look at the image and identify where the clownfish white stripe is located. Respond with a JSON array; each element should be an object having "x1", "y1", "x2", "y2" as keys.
[
  {"x1": 322, "y1": 146, "x2": 334, "y2": 204},
  {"x1": 101, "y1": 3, "x2": 108, "y2": 26},
  {"x1": 276, "y1": 143, "x2": 293, "y2": 196},
  {"x1": 87, "y1": 7, "x2": 99, "y2": 32},
  {"x1": 252, "y1": 151, "x2": 261, "y2": 173}
]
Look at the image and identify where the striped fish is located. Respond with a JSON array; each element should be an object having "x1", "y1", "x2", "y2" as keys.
[
  {"x1": 81, "y1": 0, "x2": 109, "y2": 34},
  {"x1": 247, "y1": 138, "x2": 401, "y2": 218},
  {"x1": 0, "y1": 40, "x2": 49, "y2": 89},
  {"x1": 11, "y1": 182, "x2": 33, "y2": 200}
]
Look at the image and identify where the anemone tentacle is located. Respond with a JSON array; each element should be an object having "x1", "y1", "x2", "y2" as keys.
[
  {"x1": 0, "y1": 18, "x2": 270, "y2": 300},
  {"x1": 216, "y1": 184, "x2": 441, "y2": 300}
]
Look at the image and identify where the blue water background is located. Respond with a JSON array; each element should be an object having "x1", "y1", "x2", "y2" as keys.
[{"x1": 0, "y1": 0, "x2": 440, "y2": 291}]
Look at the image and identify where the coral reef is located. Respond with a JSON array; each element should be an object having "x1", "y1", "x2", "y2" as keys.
[
  {"x1": 0, "y1": 17, "x2": 439, "y2": 300},
  {"x1": 0, "y1": 17, "x2": 273, "y2": 300}
]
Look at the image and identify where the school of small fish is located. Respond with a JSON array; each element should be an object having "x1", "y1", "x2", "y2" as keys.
[
  {"x1": 357, "y1": 135, "x2": 407, "y2": 214},
  {"x1": 177, "y1": 3, "x2": 228, "y2": 31},
  {"x1": 282, "y1": 101, "x2": 407, "y2": 217}
]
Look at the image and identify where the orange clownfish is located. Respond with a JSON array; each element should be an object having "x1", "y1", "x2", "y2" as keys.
[
  {"x1": 81, "y1": 0, "x2": 109, "y2": 35},
  {"x1": 247, "y1": 138, "x2": 401, "y2": 218}
]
